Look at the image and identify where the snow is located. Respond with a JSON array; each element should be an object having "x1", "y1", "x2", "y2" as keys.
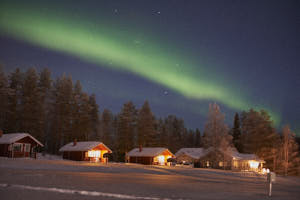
[
  {"x1": 0, "y1": 157, "x2": 299, "y2": 199},
  {"x1": 59, "y1": 141, "x2": 112, "y2": 152},
  {"x1": 127, "y1": 147, "x2": 174, "y2": 157},
  {"x1": 0, "y1": 133, "x2": 43, "y2": 146}
]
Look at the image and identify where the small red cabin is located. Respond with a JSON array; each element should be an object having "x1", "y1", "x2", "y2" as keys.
[
  {"x1": 59, "y1": 141, "x2": 112, "y2": 162},
  {"x1": 127, "y1": 147, "x2": 175, "y2": 165},
  {"x1": 0, "y1": 132, "x2": 44, "y2": 158}
]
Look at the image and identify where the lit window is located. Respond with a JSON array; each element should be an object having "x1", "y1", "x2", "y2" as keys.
[
  {"x1": 157, "y1": 155, "x2": 165, "y2": 165},
  {"x1": 249, "y1": 160, "x2": 259, "y2": 169},
  {"x1": 206, "y1": 161, "x2": 210, "y2": 167},
  {"x1": 219, "y1": 162, "x2": 223, "y2": 167},
  {"x1": 87, "y1": 150, "x2": 101, "y2": 158}
]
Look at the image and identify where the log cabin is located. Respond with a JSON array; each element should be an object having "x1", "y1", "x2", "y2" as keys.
[
  {"x1": 126, "y1": 147, "x2": 175, "y2": 165},
  {"x1": 59, "y1": 141, "x2": 112, "y2": 162},
  {"x1": 176, "y1": 147, "x2": 265, "y2": 171},
  {"x1": 0, "y1": 131, "x2": 44, "y2": 158}
]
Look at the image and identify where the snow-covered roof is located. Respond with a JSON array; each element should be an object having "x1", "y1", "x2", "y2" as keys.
[
  {"x1": 0, "y1": 133, "x2": 43, "y2": 147},
  {"x1": 127, "y1": 147, "x2": 174, "y2": 157},
  {"x1": 175, "y1": 148, "x2": 208, "y2": 159},
  {"x1": 59, "y1": 141, "x2": 112, "y2": 153}
]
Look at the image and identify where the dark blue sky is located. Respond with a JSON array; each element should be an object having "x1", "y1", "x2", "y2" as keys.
[{"x1": 0, "y1": 0, "x2": 299, "y2": 134}]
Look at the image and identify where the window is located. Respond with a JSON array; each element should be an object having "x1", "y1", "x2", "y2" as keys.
[
  {"x1": 24, "y1": 144, "x2": 31, "y2": 152},
  {"x1": 219, "y1": 162, "x2": 223, "y2": 167},
  {"x1": 13, "y1": 143, "x2": 22, "y2": 152}
]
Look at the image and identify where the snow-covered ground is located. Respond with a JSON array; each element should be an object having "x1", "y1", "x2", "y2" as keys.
[{"x1": 0, "y1": 156, "x2": 299, "y2": 200}]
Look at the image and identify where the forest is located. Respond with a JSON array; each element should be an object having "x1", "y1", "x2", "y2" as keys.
[{"x1": 0, "y1": 67, "x2": 299, "y2": 175}]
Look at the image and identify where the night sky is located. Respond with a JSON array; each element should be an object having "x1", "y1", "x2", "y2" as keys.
[{"x1": 0, "y1": 0, "x2": 299, "y2": 135}]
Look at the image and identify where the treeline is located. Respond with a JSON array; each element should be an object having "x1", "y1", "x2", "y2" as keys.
[
  {"x1": 0, "y1": 67, "x2": 299, "y2": 175},
  {"x1": 203, "y1": 103, "x2": 300, "y2": 175},
  {"x1": 0, "y1": 67, "x2": 202, "y2": 158}
]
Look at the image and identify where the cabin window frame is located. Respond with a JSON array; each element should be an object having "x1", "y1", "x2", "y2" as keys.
[
  {"x1": 24, "y1": 143, "x2": 31, "y2": 152},
  {"x1": 13, "y1": 143, "x2": 23, "y2": 152}
]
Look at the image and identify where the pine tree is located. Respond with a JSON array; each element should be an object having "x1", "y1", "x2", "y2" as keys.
[
  {"x1": 117, "y1": 102, "x2": 137, "y2": 161},
  {"x1": 0, "y1": 65, "x2": 9, "y2": 131},
  {"x1": 38, "y1": 68, "x2": 52, "y2": 147},
  {"x1": 137, "y1": 101, "x2": 157, "y2": 147},
  {"x1": 231, "y1": 113, "x2": 242, "y2": 152},
  {"x1": 50, "y1": 75, "x2": 73, "y2": 153},
  {"x1": 89, "y1": 94, "x2": 99, "y2": 140},
  {"x1": 6, "y1": 68, "x2": 23, "y2": 132},
  {"x1": 195, "y1": 128, "x2": 201, "y2": 147},
  {"x1": 100, "y1": 109, "x2": 113, "y2": 146},
  {"x1": 240, "y1": 109, "x2": 279, "y2": 171},
  {"x1": 20, "y1": 68, "x2": 43, "y2": 141}
]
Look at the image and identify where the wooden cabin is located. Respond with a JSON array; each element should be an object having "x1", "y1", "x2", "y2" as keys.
[
  {"x1": 175, "y1": 148, "x2": 207, "y2": 165},
  {"x1": 127, "y1": 147, "x2": 175, "y2": 165},
  {"x1": 59, "y1": 141, "x2": 112, "y2": 162},
  {"x1": 0, "y1": 132, "x2": 44, "y2": 158},
  {"x1": 196, "y1": 147, "x2": 265, "y2": 171}
]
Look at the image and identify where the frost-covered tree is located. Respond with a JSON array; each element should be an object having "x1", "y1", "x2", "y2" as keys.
[
  {"x1": 203, "y1": 103, "x2": 232, "y2": 168},
  {"x1": 281, "y1": 125, "x2": 300, "y2": 176},
  {"x1": 203, "y1": 103, "x2": 231, "y2": 149}
]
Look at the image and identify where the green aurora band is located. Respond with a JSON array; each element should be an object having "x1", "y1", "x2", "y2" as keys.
[{"x1": 0, "y1": 4, "x2": 280, "y2": 124}]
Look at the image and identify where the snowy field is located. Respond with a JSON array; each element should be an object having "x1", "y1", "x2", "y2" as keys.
[{"x1": 0, "y1": 156, "x2": 300, "y2": 200}]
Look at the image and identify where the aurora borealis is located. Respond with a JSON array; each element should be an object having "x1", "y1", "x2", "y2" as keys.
[{"x1": 0, "y1": 0, "x2": 299, "y2": 134}]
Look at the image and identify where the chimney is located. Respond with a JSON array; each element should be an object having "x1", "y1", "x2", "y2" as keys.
[
  {"x1": 139, "y1": 145, "x2": 142, "y2": 152},
  {"x1": 0, "y1": 130, "x2": 3, "y2": 137},
  {"x1": 73, "y1": 139, "x2": 77, "y2": 146}
]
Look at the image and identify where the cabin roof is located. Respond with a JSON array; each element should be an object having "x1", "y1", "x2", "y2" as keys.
[
  {"x1": 59, "y1": 141, "x2": 112, "y2": 153},
  {"x1": 0, "y1": 133, "x2": 44, "y2": 147},
  {"x1": 176, "y1": 147, "x2": 264, "y2": 162},
  {"x1": 175, "y1": 148, "x2": 208, "y2": 159},
  {"x1": 127, "y1": 147, "x2": 174, "y2": 157}
]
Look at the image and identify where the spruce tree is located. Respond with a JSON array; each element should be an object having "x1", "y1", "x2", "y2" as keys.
[
  {"x1": 20, "y1": 68, "x2": 43, "y2": 140},
  {"x1": 101, "y1": 109, "x2": 113, "y2": 146},
  {"x1": 0, "y1": 65, "x2": 9, "y2": 131},
  {"x1": 6, "y1": 68, "x2": 23, "y2": 132},
  {"x1": 137, "y1": 101, "x2": 157, "y2": 147},
  {"x1": 89, "y1": 94, "x2": 99, "y2": 140},
  {"x1": 117, "y1": 102, "x2": 137, "y2": 161},
  {"x1": 240, "y1": 109, "x2": 279, "y2": 170},
  {"x1": 38, "y1": 68, "x2": 52, "y2": 147},
  {"x1": 231, "y1": 113, "x2": 242, "y2": 152}
]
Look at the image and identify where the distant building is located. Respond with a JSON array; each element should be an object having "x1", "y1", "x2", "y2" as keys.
[
  {"x1": 127, "y1": 147, "x2": 175, "y2": 165},
  {"x1": 59, "y1": 141, "x2": 112, "y2": 162},
  {"x1": 176, "y1": 147, "x2": 265, "y2": 171},
  {"x1": 175, "y1": 148, "x2": 207, "y2": 164},
  {"x1": 0, "y1": 131, "x2": 44, "y2": 158}
]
